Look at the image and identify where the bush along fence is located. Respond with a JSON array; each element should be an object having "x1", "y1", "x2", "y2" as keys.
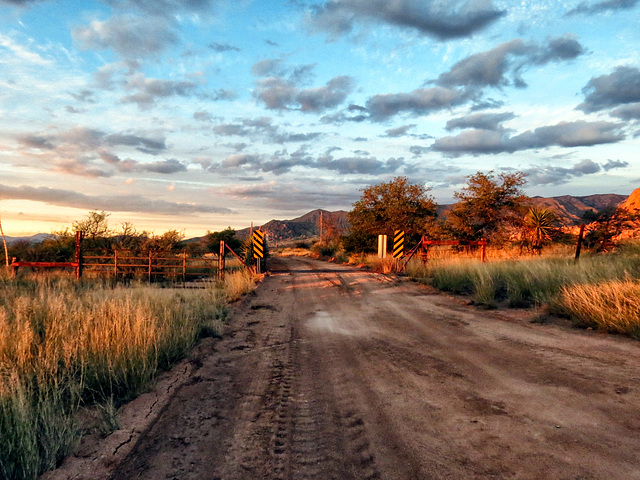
[
  {"x1": 375, "y1": 233, "x2": 487, "y2": 272},
  {"x1": 9, "y1": 232, "x2": 259, "y2": 281}
]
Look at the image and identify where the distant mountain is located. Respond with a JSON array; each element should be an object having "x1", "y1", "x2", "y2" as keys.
[
  {"x1": 3, "y1": 233, "x2": 52, "y2": 245},
  {"x1": 235, "y1": 209, "x2": 350, "y2": 241},
  {"x1": 528, "y1": 194, "x2": 627, "y2": 225}
]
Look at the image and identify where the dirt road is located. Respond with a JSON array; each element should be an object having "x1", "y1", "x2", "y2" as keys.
[{"x1": 108, "y1": 256, "x2": 640, "y2": 479}]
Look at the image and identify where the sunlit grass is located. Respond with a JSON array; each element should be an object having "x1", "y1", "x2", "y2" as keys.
[
  {"x1": 0, "y1": 269, "x2": 257, "y2": 479},
  {"x1": 558, "y1": 280, "x2": 640, "y2": 338},
  {"x1": 405, "y1": 242, "x2": 640, "y2": 336}
]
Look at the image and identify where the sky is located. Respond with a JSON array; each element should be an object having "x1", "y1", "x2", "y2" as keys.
[{"x1": 0, "y1": 0, "x2": 639, "y2": 237}]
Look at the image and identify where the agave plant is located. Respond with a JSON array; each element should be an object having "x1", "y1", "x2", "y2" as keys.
[{"x1": 524, "y1": 207, "x2": 557, "y2": 254}]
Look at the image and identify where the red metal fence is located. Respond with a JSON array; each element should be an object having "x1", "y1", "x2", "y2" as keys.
[{"x1": 10, "y1": 233, "x2": 250, "y2": 281}]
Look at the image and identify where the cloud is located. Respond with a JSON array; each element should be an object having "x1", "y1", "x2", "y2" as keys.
[
  {"x1": 523, "y1": 159, "x2": 622, "y2": 186},
  {"x1": 320, "y1": 105, "x2": 368, "y2": 124},
  {"x1": 0, "y1": 0, "x2": 43, "y2": 4},
  {"x1": 221, "y1": 180, "x2": 357, "y2": 211},
  {"x1": 120, "y1": 72, "x2": 199, "y2": 108},
  {"x1": 141, "y1": 158, "x2": 187, "y2": 174},
  {"x1": 316, "y1": 155, "x2": 405, "y2": 175},
  {"x1": 610, "y1": 102, "x2": 640, "y2": 120},
  {"x1": 208, "y1": 42, "x2": 240, "y2": 52},
  {"x1": 254, "y1": 75, "x2": 353, "y2": 113},
  {"x1": 104, "y1": 132, "x2": 167, "y2": 154},
  {"x1": 306, "y1": 0, "x2": 505, "y2": 40},
  {"x1": 385, "y1": 125, "x2": 416, "y2": 137},
  {"x1": 445, "y1": 112, "x2": 515, "y2": 131},
  {"x1": 73, "y1": 15, "x2": 178, "y2": 59},
  {"x1": 105, "y1": 0, "x2": 216, "y2": 17},
  {"x1": 432, "y1": 120, "x2": 624, "y2": 155},
  {"x1": 565, "y1": 0, "x2": 638, "y2": 16},
  {"x1": 13, "y1": 127, "x2": 180, "y2": 178},
  {"x1": 213, "y1": 117, "x2": 324, "y2": 144},
  {"x1": 202, "y1": 148, "x2": 406, "y2": 176},
  {"x1": 435, "y1": 36, "x2": 585, "y2": 89},
  {"x1": 578, "y1": 66, "x2": 640, "y2": 112},
  {"x1": 365, "y1": 86, "x2": 471, "y2": 121},
  {"x1": 252, "y1": 58, "x2": 287, "y2": 77},
  {"x1": 297, "y1": 76, "x2": 353, "y2": 112},
  {"x1": 17, "y1": 134, "x2": 56, "y2": 150},
  {"x1": 0, "y1": 183, "x2": 230, "y2": 214},
  {"x1": 602, "y1": 159, "x2": 629, "y2": 170}
]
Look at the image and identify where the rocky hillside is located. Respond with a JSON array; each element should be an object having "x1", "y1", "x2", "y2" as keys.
[
  {"x1": 528, "y1": 193, "x2": 627, "y2": 225},
  {"x1": 620, "y1": 187, "x2": 640, "y2": 213},
  {"x1": 236, "y1": 209, "x2": 350, "y2": 241}
]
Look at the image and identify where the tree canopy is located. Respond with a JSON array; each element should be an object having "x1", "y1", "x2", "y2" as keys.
[
  {"x1": 348, "y1": 177, "x2": 437, "y2": 236},
  {"x1": 206, "y1": 227, "x2": 242, "y2": 253},
  {"x1": 445, "y1": 171, "x2": 527, "y2": 242}
]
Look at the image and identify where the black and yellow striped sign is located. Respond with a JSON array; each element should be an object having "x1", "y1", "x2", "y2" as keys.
[
  {"x1": 393, "y1": 230, "x2": 404, "y2": 258},
  {"x1": 252, "y1": 229, "x2": 265, "y2": 258}
]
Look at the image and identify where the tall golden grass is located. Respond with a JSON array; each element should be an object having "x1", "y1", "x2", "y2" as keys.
[
  {"x1": 559, "y1": 280, "x2": 640, "y2": 338},
  {"x1": 405, "y1": 242, "x2": 640, "y2": 336},
  {"x1": 0, "y1": 269, "x2": 256, "y2": 479}
]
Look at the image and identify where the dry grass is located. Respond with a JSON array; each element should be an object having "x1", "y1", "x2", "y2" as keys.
[
  {"x1": 0, "y1": 269, "x2": 257, "y2": 479},
  {"x1": 405, "y1": 242, "x2": 640, "y2": 336},
  {"x1": 559, "y1": 280, "x2": 640, "y2": 338}
]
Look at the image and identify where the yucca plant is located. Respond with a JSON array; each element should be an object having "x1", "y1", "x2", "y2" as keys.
[{"x1": 523, "y1": 207, "x2": 558, "y2": 254}]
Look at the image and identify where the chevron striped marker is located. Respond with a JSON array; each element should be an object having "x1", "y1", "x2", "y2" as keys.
[
  {"x1": 393, "y1": 230, "x2": 405, "y2": 258},
  {"x1": 252, "y1": 229, "x2": 264, "y2": 258}
]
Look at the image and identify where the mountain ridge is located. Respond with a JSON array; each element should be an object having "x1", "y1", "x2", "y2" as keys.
[{"x1": 2, "y1": 193, "x2": 631, "y2": 245}]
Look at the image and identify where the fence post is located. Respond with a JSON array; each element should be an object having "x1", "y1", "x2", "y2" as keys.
[
  {"x1": 75, "y1": 231, "x2": 83, "y2": 280},
  {"x1": 148, "y1": 250, "x2": 152, "y2": 282},
  {"x1": 575, "y1": 224, "x2": 585, "y2": 261},
  {"x1": 182, "y1": 252, "x2": 186, "y2": 282},
  {"x1": 218, "y1": 240, "x2": 225, "y2": 280},
  {"x1": 11, "y1": 257, "x2": 17, "y2": 277},
  {"x1": 481, "y1": 238, "x2": 487, "y2": 263},
  {"x1": 114, "y1": 250, "x2": 118, "y2": 278}
]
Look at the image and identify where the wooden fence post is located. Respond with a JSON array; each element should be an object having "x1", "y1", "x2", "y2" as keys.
[
  {"x1": 481, "y1": 238, "x2": 487, "y2": 263},
  {"x1": 75, "y1": 231, "x2": 83, "y2": 280},
  {"x1": 114, "y1": 250, "x2": 118, "y2": 278},
  {"x1": 148, "y1": 250, "x2": 152, "y2": 282},
  {"x1": 218, "y1": 240, "x2": 225, "y2": 280},
  {"x1": 182, "y1": 252, "x2": 186, "y2": 282},
  {"x1": 575, "y1": 224, "x2": 585, "y2": 261}
]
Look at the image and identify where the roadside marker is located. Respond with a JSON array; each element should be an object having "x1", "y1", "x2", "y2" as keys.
[
  {"x1": 393, "y1": 230, "x2": 405, "y2": 258},
  {"x1": 253, "y1": 229, "x2": 265, "y2": 258}
]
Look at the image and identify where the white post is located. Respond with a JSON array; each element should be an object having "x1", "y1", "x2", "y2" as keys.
[{"x1": 378, "y1": 234, "x2": 387, "y2": 259}]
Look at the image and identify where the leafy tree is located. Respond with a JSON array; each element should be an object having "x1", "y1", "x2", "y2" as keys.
[
  {"x1": 583, "y1": 206, "x2": 639, "y2": 252},
  {"x1": 144, "y1": 229, "x2": 185, "y2": 252},
  {"x1": 206, "y1": 227, "x2": 242, "y2": 253},
  {"x1": 445, "y1": 171, "x2": 527, "y2": 243},
  {"x1": 73, "y1": 211, "x2": 111, "y2": 239},
  {"x1": 522, "y1": 207, "x2": 558, "y2": 254},
  {"x1": 349, "y1": 177, "x2": 437, "y2": 236},
  {"x1": 342, "y1": 230, "x2": 377, "y2": 254}
]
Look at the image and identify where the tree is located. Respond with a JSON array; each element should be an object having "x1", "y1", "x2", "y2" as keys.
[
  {"x1": 144, "y1": 229, "x2": 185, "y2": 252},
  {"x1": 73, "y1": 211, "x2": 111, "y2": 239},
  {"x1": 522, "y1": 207, "x2": 558, "y2": 254},
  {"x1": 206, "y1": 227, "x2": 242, "y2": 253},
  {"x1": 349, "y1": 177, "x2": 437, "y2": 237},
  {"x1": 0, "y1": 197, "x2": 8, "y2": 266},
  {"x1": 445, "y1": 171, "x2": 527, "y2": 243},
  {"x1": 583, "y1": 206, "x2": 639, "y2": 252}
]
